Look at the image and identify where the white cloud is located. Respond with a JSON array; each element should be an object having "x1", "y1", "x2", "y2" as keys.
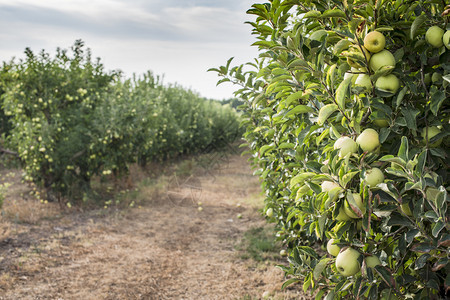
[{"x1": 0, "y1": 0, "x2": 259, "y2": 99}]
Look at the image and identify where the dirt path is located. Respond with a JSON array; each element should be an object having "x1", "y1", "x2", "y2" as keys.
[{"x1": 0, "y1": 153, "x2": 307, "y2": 300}]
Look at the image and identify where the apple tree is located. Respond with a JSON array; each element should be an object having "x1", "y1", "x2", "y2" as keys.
[{"x1": 212, "y1": 0, "x2": 449, "y2": 299}]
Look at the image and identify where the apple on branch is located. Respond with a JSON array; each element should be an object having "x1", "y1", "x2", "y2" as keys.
[
  {"x1": 369, "y1": 49, "x2": 396, "y2": 72},
  {"x1": 422, "y1": 126, "x2": 442, "y2": 147},
  {"x1": 425, "y1": 26, "x2": 444, "y2": 48},
  {"x1": 364, "y1": 167, "x2": 385, "y2": 187},
  {"x1": 327, "y1": 239, "x2": 341, "y2": 256},
  {"x1": 335, "y1": 247, "x2": 361, "y2": 276},
  {"x1": 364, "y1": 31, "x2": 386, "y2": 53},
  {"x1": 334, "y1": 136, "x2": 358, "y2": 157},
  {"x1": 444, "y1": 30, "x2": 450, "y2": 49},
  {"x1": 356, "y1": 128, "x2": 380, "y2": 152},
  {"x1": 375, "y1": 74, "x2": 400, "y2": 94}
]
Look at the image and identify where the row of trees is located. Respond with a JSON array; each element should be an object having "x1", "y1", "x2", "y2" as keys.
[
  {"x1": 213, "y1": 0, "x2": 449, "y2": 299},
  {"x1": 0, "y1": 40, "x2": 241, "y2": 201}
]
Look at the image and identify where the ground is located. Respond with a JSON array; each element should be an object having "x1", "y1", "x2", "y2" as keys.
[{"x1": 0, "y1": 152, "x2": 311, "y2": 300}]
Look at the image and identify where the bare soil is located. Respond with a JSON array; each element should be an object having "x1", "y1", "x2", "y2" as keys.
[{"x1": 0, "y1": 153, "x2": 310, "y2": 300}]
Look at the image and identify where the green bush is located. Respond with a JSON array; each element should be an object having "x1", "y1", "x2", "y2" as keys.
[
  {"x1": 0, "y1": 41, "x2": 242, "y2": 201},
  {"x1": 213, "y1": 1, "x2": 449, "y2": 299}
]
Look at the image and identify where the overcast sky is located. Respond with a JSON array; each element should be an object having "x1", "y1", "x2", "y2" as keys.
[{"x1": 0, "y1": 0, "x2": 259, "y2": 100}]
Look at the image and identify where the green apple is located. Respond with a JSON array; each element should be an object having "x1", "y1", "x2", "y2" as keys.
[
  {"x1": 321, "y1": 180, "x2": 340, "y2": 192},
  {"x1": 369, "y1": 50, "x2": 396, "y2": 72},
  {"x1": 373, "y1": 118, "x2": 389, "y2": 127},
  {"x1": 347, "y1": 46, "x2": 371, "y2": 69},
  {"x1": 422, "y1": 126, "x2": 442, "y2": 147},
  {"x1": 266, "y1": 207, "x2": 274, "y2": 217},
  {"x1": 365, "y1": 255, "x2": 381, "y2": 268},
  {"x1": 364, "y1": 168, "x2": 385, "y2": 187},
  {"x1": 280, "y1": 249, "x2": 288, "y2": 257},
  {"x1": 375, "y1": 74, "x2": 400, "y2": 94},
  {"x1": 354, "y1": 74, "x2": 373, "y2": 91},
  {"x1": 356, "y1": 128, "x2": 380, "y2": 152},
  {"x1": 370, "y1": 111, "x2": 389, "y2": 127},
  {"x1": 444, "y1": 30, "x2": 450, "y2": 49},
  {"x1": 327, "y1": 239, "x2": 341, "y2": 256},
  {"x1": 425, "y1": 26, "x2": 444, "y2": 48},
  {"x1": 198, "y1": 206, "x2": 203, "y2": 212},
  {"x1": 344, "y1": 193, "x2": 365, "y2": 218},
  {"x1": 335, "y1": 247, "x2": 361, "y2": 276},
  {"x1": 364, "y1": 31, "x2": 386, "y2": 53},
  {"x1": 334, "y1": 136, "x2": 358, "y2": 157},
  {"x1": 336, "y1": 207, "x2": 351, "y2": 221}
]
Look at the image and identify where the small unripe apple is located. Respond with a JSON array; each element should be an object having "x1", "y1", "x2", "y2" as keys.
[
  {"x1": 335, "y1": 247, "x2": 361, "y2": 276},
  {"x1": 344, "y1": 193, "x2": 365, "y2": 218},
  {"x1": 443, "y1": 30, "x2": 450, "y2": 49},
  {"x1": 336, "y1": 207, "x2": 351, "y2": 222},
  {"x1": 365, "y1": 255, "x2": 381, "y2": 268},
  {"x1": 364, "y1": 168, "x2": 385, "y2": 187},
  {"x1": 334, "y1": 136, "x2": 358, "y2": 157},
  {"x1": 364, "y1": 31, "x2": 386, "y2": 53},
  {"x1": 321, "y1": 181, "x2": 340, "y2": 192},
  {"x1": 356, "y1": 128, "x2": 380, "y2": 152},
  {"x1": 280, "y1": 249, "x2": 288, "y2": 257},
  {"x1": 369, "y1": 50, "x2": 396, "y2": 72},
  {"x1": 354, "y1": 74, "x2": 373, "y2": 91},
  {"x1": 266, "y1": 207, "x2": 274, "y2": 217},
  {"x1": 422, "y1": 126, "x2": 442, "y2": 147},
  {"x1": 425, "y1": 26, "x2": 444, "y2": 48},
  {"x1": 375, "y1": 74, "x2": 400, "y2": 94},
  {"x1": 198, "y1": 206, "x2": 203, "y2": 212},
  {"x1": 327, "y1": 239, "x2": 341, "y2": 256}
]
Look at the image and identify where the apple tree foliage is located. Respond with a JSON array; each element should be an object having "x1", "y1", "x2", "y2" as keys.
[
  {"x1": 212, "y1": 0, "x2": 449, "y2": 299},
  {"x1": 0, "y1": 40, "x2": 241, "y2": 201}
]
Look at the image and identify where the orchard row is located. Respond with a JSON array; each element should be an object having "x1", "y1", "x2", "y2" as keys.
[{"x1": 0, "y1": 40, "x2": 241, "y2": 201}]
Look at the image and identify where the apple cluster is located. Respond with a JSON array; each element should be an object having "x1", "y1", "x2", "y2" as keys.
[
  {"x1": 344, "y1": 31, "x2": 401, "y2": 95},
  {"x1": 425, "y1": 26, "x2": 450, "y2": 49}
]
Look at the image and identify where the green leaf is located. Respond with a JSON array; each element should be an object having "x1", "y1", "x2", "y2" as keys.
[
  {"x1": 286, "y1": 105, "x2": 314, "y2": 117},
  {"x1": 374, "y1": 265, "x2": 396, "y2": 288},
  {"x1": 415, "y1": 254, "x2": 431, "y2": 269},
  {"x1": 259, "y1": 144, "x2": 275, "y2": 156},
  {"x1": 281, "y1": 278, "x2": 300, "y2": 290},
  {"x1": 430, "y1": 89, "x2": 446, "y2": 116},
  {"x1": 318, "y1": 104, "x2": 338, "y2": 125},
  {"x1": 387, "y1": 214, "x2": 414, "y2": 228},
  {"x1": 285, "y1": 91, "x2": 304, "y2": 105},
  {"x1": 396, "y1": 86, "x2": 408, "y2": 108},
  {"x1": 401, "y1": 107, "x2": 419, "y2": 131},
  {"x1": 410, "y1": 14, "x2": 427, "y2": 39},
  {"x1": 304, "y1": 10, "x2": 321, "y2": 18},
  {"x1": 397, "y1": 136, "x2": 409, "y2": 161},
  {"x1": 335, "y1": 77, "x2": 352, "y2": 110},
  {"x1": 321, "y1": 9, "x2": 347, "y2": 18},
  {"x1": 313, "y1": 258, "x2": 331, "y2": 280},
  {"x1": 333, "y1": 39, "x2": 352, "y2": 55},
  {"x1": 290, "y1": 172, "x2": 316, "y2": 188},
  {"x1": 341, "y1": 170, "x2": 359, "y2": 188},
  {"x1": 432, "y1": 221, "x2": 445, "y2": 237}
]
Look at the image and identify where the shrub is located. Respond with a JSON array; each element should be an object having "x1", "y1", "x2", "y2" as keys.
[{"x1": 213, "y1": 0, "x2": 449, "y2": 299}]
